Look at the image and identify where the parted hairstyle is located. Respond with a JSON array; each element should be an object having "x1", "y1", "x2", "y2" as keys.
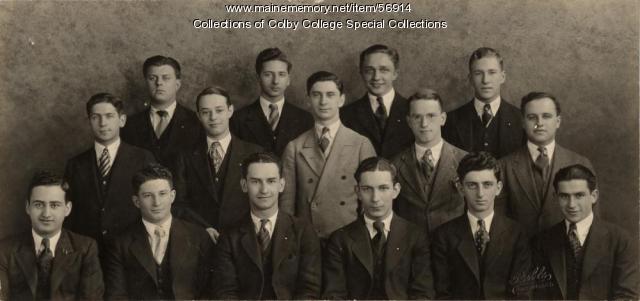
[
  {"x1": 306, "y1": 71, "x2": 344, "y2": 95},
  {"x1": 86, "y1": 92, "x2": 125, "y2": 116},
  {"x1": 241, "y1": 152, "x2": 283, "y2": 178},
  {"x1": 354, "y1": 156, "x2": 399, "y2": 184},
  {"x1": 143, "y1": 55, "x2": 182, "y2": 79},
  {"x1": 520, "y1": 91, "x2": 561, "y2": 115},
  {"x1": 27, "y1": 170, "x2": 70, "y2": 203},
  {"x1": 406, "y1": 88, "x2": 444, "y2": 113},
  {"x1": 468, "y1": 47, "x2": 503, "y2": 71},
  {"x1": 255, "y1": 47, "x2": 292, "y2": 74},
  {"x1": 456, "y1": 152, "x2": 501, "y2": 182},
  {"x1": 196, "y1": 86, "x2": 231, "y2": 109},
  {"x1": 359, "y1": 44, "x2": 400, "y2": 70},
  {"x1": 131, "y1": 163, "x2": 174, "y2": 194},
  {"x1": 553, "y1": 164, "x2": 597, "y2": 192}
]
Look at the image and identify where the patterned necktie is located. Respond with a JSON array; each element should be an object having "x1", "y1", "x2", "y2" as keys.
[
  {"x1": 268, "y1": 104, "x2": 279, "y2": 131},
  {"x1": 37, "y1": 238, "x2": 53, "y2": 299},
  {"x1": 421, "y1": 149, "x2": 435, "y2": 181},
  {"x1": 475, "y1": 219, "x2": 490, "y2": 255},
  {"x1": 535, "y1": 146, "x2": 549, "y2": 174},
  {"x1": 155, "y1": 110, "x2": 170, "y2": 138},
  {"x1": 153, "y1": 227, "x2": 166, "y2": 264},
  {"x1": 98, "y1": 148, "x2": 111, "y2": 179},
  {"x1": 319, "y1": 127, "x2": 330, "y2": 154},
  {"x1": 258, "y1": 219, "x2": 271, "y2": 254},
  {"x1": 208, "y1": 141, "x2": 223, "y2": 173},
  {"x1": 481, "y1": 103, "x2": 493, "y2": 127},
  {"x1": 372, "y1": 221, "x2": 386, "y2": 254},
  {"x1": 567, "y1": 222, "x2": 582, "y2": 260},
  {"x1": 374, "y1": 96, "x2": 387, "y2": 131}
]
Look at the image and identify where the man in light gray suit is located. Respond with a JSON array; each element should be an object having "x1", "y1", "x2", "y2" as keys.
[{"x1": 281, "y1": 71, "x2": 376, "y2": 241}]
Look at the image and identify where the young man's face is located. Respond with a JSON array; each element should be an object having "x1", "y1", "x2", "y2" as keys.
[
  {"x1": 360, "y1": 52, "x2": 398, "y2": 97},
  {"x1": 469, "y1": 56, "x2": 505, "y2": 102},
  {"x1": 308, "y1": 80, "x2": 345, "y2": 124},
  {"x1": 258, "y1": 60, "x2": 290, "y2": 102},
  {"x1": 356, "y1": 170, "x2": 400, "y2": 221},
  {"x1": 133, "y1": 179, "x2": 175, "y2": 225},
  {"x1": 241, "y1": 162, "x2": 284, "y2": 214},
  {"x1": 146, "y1": 65, "x2": 181, "y2": 105},
  {"x1": 523, "y1": 97, "x2": 561, "y2": 146},
  {"x1": 197, "y1": 94, "x2": 233, "y2": 139},
  {"x1": 460, "y1": 169, "x2": 502, "y2": 216},
  {"x1": 557, "y1": 179, "x2": 597, "y2": 223},
  {"x1": 90, "y1": 102, "x2": 126, "y2": 145},
  {"x1": 26, "y1": 185, "x2": 71, "y2": 238},
  {"x1": 407, "y1": 99, "x2": 446, "y2": 146}
]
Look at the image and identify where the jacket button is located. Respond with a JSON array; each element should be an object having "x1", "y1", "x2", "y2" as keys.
[
  {"x1": 340, "y1": 201, "x2": 346, "y2": 206},
  {"x1": 102, "y1": 230, "x2": 108, "y2": 235},
  {"x1": 308, "y1": 178, "x2": 313, "y2": 184},
  {"x1": 341, "y1": 175, "x2": 347, "y2": 180}
]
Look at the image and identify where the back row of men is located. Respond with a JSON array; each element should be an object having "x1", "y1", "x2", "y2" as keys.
[{"x1": 0, "y1": 44, "x2": 636, "y2": 300}]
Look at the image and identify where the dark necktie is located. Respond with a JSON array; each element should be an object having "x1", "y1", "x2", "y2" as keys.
[
  {"x1": 208, "y1": 141, "x2": 223, "y2": 173},
  {"x1": 567, "y1": 222, "x2": 582, "y2": 260},
  {"x1": 155, "y1": 110, "x2": 169, "y2": 138},
  {"x1": 372, "y1": 221, "x2": 386, "y2": 255},
  {"x1": 257, "y1": 219, "x2": 270, "y2": 255},
  {"x1": 268, "y1": 104, "x2": 279, "y2": 131},
  {"x1": 481, "y1": 103, "x2": 492, "y2": 127},
  {"x1": 374, "y1": 96, "x2": 387, "y2": 132},
  {"x1": 475, "y1": 219, "x2": 490, "y2": 255},
  {"x1": 37, "y1": 238, "x2": 53, "y2": 299},
  {"x1": 533, "y1": 146, "x2": 550, "y2": 198},
  {"x1": 318, "y1": 127, "x2": 330, "y2": 154},
  {"x1": 421, "y1": 149, "x2": 435, "y2": 181}
]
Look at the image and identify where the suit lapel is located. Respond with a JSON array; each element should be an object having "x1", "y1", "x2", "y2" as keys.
[
  {"x1": 511, "y1": 148, "x2": 541, "y2": 210},
  {"x1": 315, "y1": 125, "x2": 354, "y2": 197},
  {"x1": 350, "y1": 220, "x2": 374, "y2": 278},
  {"x1": 245, "y1": 100, "x2": 273, "y2": 141},
  {"x1": 581, "y1": 219, "x2": 608, "y2": 282},
  {"x1": 168, "y1": 220, "x2": 189, "y2": 294},
  {"x1": 299, "y1": 131, "x2": 325, "y2": 177},
  {"x1": 456, "y1": 217, "x2": 481, "y2": 283},
  {"x1": 429, "y1": 142, "x2": 458, "y2": 206},
  {"x1": 240, "y1": 221, "x2": 263, "y2": 272},
  {"x1": 191, "y1": 140, "x2": 217, "y2": 202},
  {"x1": 354, "y1": 96, "x2": 382, "y2": 145},
  {"x1": 271, "y1": 212, "x2": 294, "y2": 271},
  {"x1": 384, "y1": 217, "x2": 408, "y2": 273},
  {"x1": 15, "y1": 236, "x2": 37, "y2": 297},
  {"x1": 496, "y1": 100, "x2": 518, "y2": 156},
  {"x1": 542, "y1": 145, "x2": 569, "y2": 206},
  {"x1": 455, "y1": 101, "x2": 475, "y2": 151},
  {"x1": 397, "y1": 147, "x2": 427, "y2": 200},
  {"x1": 105, "y1": 143, "x2": 129, "y2": 201},
  {"x1": 49, "y1": 230, "x2": 76, "y2": 294},
  {"x1": 382, "y1": 95, "x2": 406, "y2": 142},
  {"x1": 483, "y1": 215, "x2": 507, "y2": 271},
  {"x1": 546, "y1": 224, "x2": 567, "y2": 299},
  {"x1": 222, "y1": 137, "x2": 245, "y2": 202},
  {"x1": 129, "y1": 222, "x2": 158, "y2": 284},
  {"x1": 84, "y1": 150, "x2": 103, "y2": 205}
]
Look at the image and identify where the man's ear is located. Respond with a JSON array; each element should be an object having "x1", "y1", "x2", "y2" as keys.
[
  {"x1": 64, "y1": 202, "x2": 72, "y2": 217},
  {"x1": 240, "y1": 179, "x2": 248, "y2": 193},
  {"x1": 132, "y1": 196, "x2": 140, "y2": 209}
]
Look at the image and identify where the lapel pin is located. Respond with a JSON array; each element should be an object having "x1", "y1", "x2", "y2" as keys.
[
  {"x1": 396, "y1": 247, "x2": 400, "y2": 251},
  {"x1": 284, "y1": 236, "x2": 288, "y2": 240}
]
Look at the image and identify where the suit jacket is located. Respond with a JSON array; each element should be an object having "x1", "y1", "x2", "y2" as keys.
[
  {"x1": 498, "y1": 144, "x2": 595, "y2": 236},
  {"x1": 533, "y1": 218, "x2": 638, "y2": 300},
  {"x1": 442, "y1": 99, "x2": 524, "y2": 159},
  {"x1": 103, "y1": 218, "x2": 213, "y2": 300},
  {"x1": 173, "y1": 135, "x2": 262, "y2": 230},
  {"x1": 392, "y1": 141, "x2": 467, "y2": 234},
  {"x1": 0, "y1": 229, "x2": 104, "y2": 300},
  {"x1": 229, "y1": 99, "x2": 314, "y2": 157},
  {"x1": 431, "y1": 213, "x2": 531, "y2": 299},
  {"x1": 64, "y1": 142, "x2": 156, "y2": 245},
  {"x1": 322, "y1": 215, "x2": 435, "y2": 299},
  {"x1": 212, "y1": 211, "x2": 322, "y2": 300},
  {"x1": 121, "y1": 102, "x2": 202, "y2": 170},
  {"x1": 280, "y1": 124, "x2": 376, "y2": 238},
  {"x1": 340, "y1": 93, "x2": 413, "y2": 159}
]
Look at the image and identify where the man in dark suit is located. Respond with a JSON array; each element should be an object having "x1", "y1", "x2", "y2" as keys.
[
  {"x1": 104, "y1": 164, "x2": 213, "y2": 300},
  {"x1": 174, "y1": 86, "x2": 262, "y2": 244},
  {"x1": 392, "y1": 88, "x2": 467, "y2": 234},
  {"x1": 64, "y1": 93, "x2": 155, "y2": 248},
  {"x1": 229, "y1": 47, "x2": 314, "y2": 156},
  {"x1": 442, "y1": 47, "x2": 524, "y2": 159},
  {"x1": 0, "y1": 170, "x2": 103, "y2": 300},
  {"x1": 499, "y1": 92, "x2": 594, "y2": 236},
  {"x1": 121, "y1": 55, "x2": 202, "y2": 169},
  {"x1": 533, "y1": 164, "x2": 638, "y2": 300},
  {"x1": 341, "y1": 44, "x2": 413, "y2": 159},
  {"x1": 432, "y1": 152, "x2": 531, "y2": 299},
  {"x1": 213, "y1": 152, "x2": 322, "y2": 300}
]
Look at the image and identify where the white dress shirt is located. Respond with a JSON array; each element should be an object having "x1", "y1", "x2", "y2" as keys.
[
  {"x1": 474, "y1": 96, "x2": 501, "y2": 123},
  {"x1": 415, "y1": 139, "x2": 444, "y2": 165},
  {"x1": 94, "y1": 138, "x2": 121, "y2": 167},
  {"x1": 206, "y1": 132, "x2": 232, "y2": 159},
  {"x1": 565, "y1": 212, "x2": 593, "y2": 246},
  {"x1": 314, "y1": 120, "x2": 341, "y2": 155},
  {"x1": 368, "y1": 89, "x2": 396, "y2": 117},
  {"x1": 142, "y1": 216, "x2": 172, "y2": 263},
  {"x1": 251, "y1": 210, "x2": 278, "y2": 240},
  {"x1": 467, "y1": 210, "x2": 495, "y2": 235},
  {"x1": 364, "y1": 213, "x2": 393, "y2": 239},
  {"x1": 149, "y1": 101, "x2": 177, "y2": 129},
  {"x1": 260, "y1": 97, "x2": 285, "y2": 123},
  {"x1": 527, "y1": 140, "x2": 556, "y2": 162},
  {"x1": 32, "y1": 230, "x2": 62, "y2": 257}
]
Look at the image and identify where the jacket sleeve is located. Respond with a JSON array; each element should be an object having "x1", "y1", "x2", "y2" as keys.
[
  {"x1": 431, "y1": 227, "x2": 452, "y2": 299},
  {"x1": 294, "y1": 221, "x2": 322, "y2": 299},
  {"x1": 280, "y1": 141, "x2": 297, "y2": 215},
  {"x1": 611, "y1": 229, "x2": 639, "y2": 299},
  {"x1": 79, "y1": 238, "x2": 105, "y2": 300},
  {"x1": 211, "y1": 233, "x2": 240, "y2": 299},
  {"x1": 359, "y1": 137, "x2": 377, "y2": 161},
  {"x1": 103, "y1": 239, "x2": 129, "y2": 300},
  {"x1": 408, "y1": 230, "x2": 436, "y2": 299},
  {"x1": 321, "y1": 231, "x2": 349, "y2": 299}
]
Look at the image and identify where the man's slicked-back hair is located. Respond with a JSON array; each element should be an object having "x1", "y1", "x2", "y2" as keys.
[
  {"x1": 406, "y1": 88, "x2": 444, "y2": 113},
  {"x1": 359, "y1": 44, "x2": 400, "y2": 70},
  {"x1": 255, "y1": 47, "x2": 292, "y2": 74},
  {"x1": 354, "y1": 156, "x2": 398, "y2": 184},
  {"x1": 27, "y1": 170, "x2": 70, "y2": 203},
  {"x1": 241, "y1": 152, "x2": 283, "y2": 179},
  {"x1": 131, "y1": 163, "x2": 174, "y2": 195},
  {"x1": 196, "y1": 86, "x2": 231, "y2": 110},
  {"x1": 86, "y1": 92, "x2": 125, "y2": 116},
  {"x1": 520, "y1": 91, "x2": 561, "y2": 116},
  {"x1": 468, "y1": 47, "x2": 504, "y2": 71},
  {"x1": 143, "y1": 55, "x2": 182, "y2": 79},
  {"x1": 456, "y1": 152, "x2": 501, "y2": 182},
  {"x1": 306, "y1": 71, "x2": 344, "y2": 95},
  {"x1": 553, "y1": 164, "x2": 597, "y2": 192}
]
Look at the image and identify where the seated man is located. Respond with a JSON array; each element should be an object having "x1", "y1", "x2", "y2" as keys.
[
  {"x1": 0, "y1": 170, "x2": 103, "y2": 300},
  {"x1": 212, "y1": 152, "x2": 321, "y2": 300},
  {"x1": 323, "y1": 157, "x2": 434, "y2": 299},
  {"x1": 103, "y1": 164, "x2": 213, "y2": 300}
]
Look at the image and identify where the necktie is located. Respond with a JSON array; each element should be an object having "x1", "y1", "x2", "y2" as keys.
[
  {"x1": 421, "y1": 149, "x2": 435, "y2": 181},
  {"x1": 37, "y1": 238, "x2": 53, "y2": 299},
  {"x1": 534, "y1": 146, "x2": 549, "y2": 174},
  {"x1": 374, "y1": 96, "x2": 387, "y2": 131},
  {"x1": 475, "y1": 219, "x2": 490, "y2": 255},
  {"x1": 208, "y1": 141, "x2": 223, "y2": 173},
  {"x1": 153, "y1": 227, "x2": 166, "y2": 264},
  {"x1": 98, "y1": 148, "x2": 111, "y2": 179},
  {"x1": 319, "y1": 127, "x2": 330, "y2": 154},
  {"x1": 567, "y1": 222, "x2": 582, "y2": 260},
  {"x1": 258, "y1": 219, "x2": 271, "y2": 255},
  {"x1": 268, "y1": 104, "x2": 279, "y2": 131},
  {"x1": 372, "y1": 221, "x2": 386, "y2": 255},
  {"x1": 155, "y1": 110, "x2": 170, "y2": 138},
  {"x1": 481, "y1": 104, "x2": 492, "y2": 127}
]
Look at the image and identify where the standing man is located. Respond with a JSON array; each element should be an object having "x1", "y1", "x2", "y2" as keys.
[
  {"x1": 212, "y1": 152, "x2": 321, "y2": 300},
  {"x1": 230, "y1": 47, "x2": 314, "y2": 157},
  {"x1": 533, "y1": 164, "x2": 638, "y2": 299},
  {"x1": 341, "y1": 44, "x2": 413, "y2": 159},
  {"x1": 431, "y1": 152, "x2": 531, "y2": 299},
  {"x1": 121, "y1": 55, "x2": 202, "y2": 169},
  {"x1": 499, "y1": 92, "x2": 594, "y2": 236},
  {"x1": 323, "y1": 157, "x2": 435, "y2": 299},
  {"x1": 442, "y1": 47, "x2": 524, "y2": 159},
  {"x1": 281, "y1": 71, "x2": 376, "y2": 240},
  {"x1": 0, "y1": 170, "x2": 103, "y2": 300},
  {"x1": 103, "y1": 164, "x2": 213, "y2": 300},
  {"x1": 65, "y1": 93, "x2": 155, "y2": 248},
  {"x1": 392, "y1": 88, "x2": 467, "y2": 234},
  {"x1": 173, "y1": 86, "x2": 262, "y2": 243}
]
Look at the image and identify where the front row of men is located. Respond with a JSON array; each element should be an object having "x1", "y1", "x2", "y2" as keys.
[{"x1": 1, "y1": 151, "x2": 636, "y2": 300}]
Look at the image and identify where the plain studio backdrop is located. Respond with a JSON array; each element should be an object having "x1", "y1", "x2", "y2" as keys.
[{"x1": 0, "y1": 1, "x2": 637, "y2": 246}]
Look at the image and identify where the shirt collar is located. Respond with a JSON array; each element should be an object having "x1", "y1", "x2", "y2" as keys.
[
  {"x1": 315, "y1": 120, "x2": 341, "y2": 139},
  {"x1": 473, "y1": 96, "x2": 501, "y2": 118},
  {"x1": 260, "y1": 97, "x2": 285, "y2": 119},
  {"x1": 368, "y1": 88, "x2": 396, "y2": 115},
  {"x1": 94, "y1": 138, "x2": 121, "y2": 162},
  {"x1": 363, "y1": 213, "x2": 393, "y2": 239},
  {"x1": 565, "y1": 212, "x2": 594, "y2": 245},
  {"x1": 32, "y1": 229, "x2": 62, "y2": 257},
  {"x1": 149, "y1": 101, "x2": 177, "y2": 119},
  {"x1": 251, "y1": 210, "x2": 279, "y2": 238},
  {"x1": 206, "y1": 132, "x2": 232, "y2": 156},
  {"x1": 467, "y1": 210, "x2": 495, "y2": 234},
  {"x1": 527, "y1": 140, "x2": 556, "y2": 162},
  {"x1": 414, "y1": 138, "x2": 444, "y2": 164},
  {"x1": 142, "y1": 215, "x2": 173, "y2": 238}
]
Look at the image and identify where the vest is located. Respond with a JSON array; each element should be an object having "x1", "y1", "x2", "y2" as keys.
[
  {"x1": 471, "y1": 112, "x2": 500, "y2": 157},
  {"x1": 260, "y1": 240, "x2": 277, "y2": 300},
  {"x1": 155, "y1": 242, "x2": 174, "y2": 299}
]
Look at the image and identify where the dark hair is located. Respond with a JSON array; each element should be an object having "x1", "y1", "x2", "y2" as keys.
[
  {"x1": 196, "y1": 86, "x2": 231, "y2": 110},
  {"x1": 406, "y1": 88, "x2": 444, "y2": 113},
  {"x1": 520, "y1": 91, "x2": 561, "y2": 116},
  {"x1": 255, "y1": 48, "x2": 292, "y2": 74},
  {"x1": 306, "y1": 71, "x2": 344, "y2": 95},
  {"x1": 131, "y1": 163, "x2": 174, "y2": 194},
  {"x1": 143, "y1": 55, "x2": 181, "y2": 79},
  {"x1": 27, "y1": 170, "x2": 70, "y2": 203},
  {"x1": 354, "y1": 157, "x2": 398, "y2": 184},
  {"x1": 359, "y1": 44, "x2": 399, "y2": 70},
  {"x1": 86, "y1": 92, "x2": 125, "y2": 116},
  {"x1": 241, "y1": 152, "x2": 282, "y2": 178},
  {"x1": 456, "y1": 152, "x2": 501, "y2": 182},
  {"x1": 468, "y1": 47, "x2": 503, "y2": 71},
  {"x1": 553, "y1": 164, "x2": 597, "y2": 192}
]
